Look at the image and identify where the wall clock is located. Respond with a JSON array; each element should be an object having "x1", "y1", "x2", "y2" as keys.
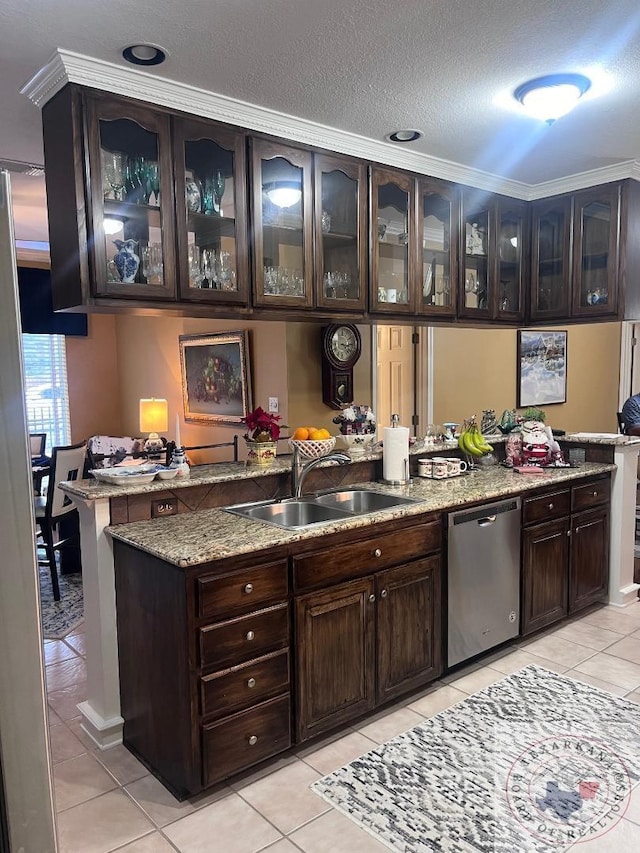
[{"x1": 321, "y1": 323, "x2": 361, "y2": 409}]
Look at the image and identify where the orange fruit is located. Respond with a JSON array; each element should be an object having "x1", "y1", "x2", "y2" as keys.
[
  {"x1": 309, "y1": 428, "x2": 327, "y2": 441},
  {"x1": 292, "y1": 427, "x2": 309, "y2": 441},
  {"x1": 316, "y1": 428, "x2": 331, "y2": 439}
]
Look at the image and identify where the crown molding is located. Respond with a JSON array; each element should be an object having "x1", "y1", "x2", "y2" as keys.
[{"x1": 22, "y1": 49, "x2": 640, "y2": 201}]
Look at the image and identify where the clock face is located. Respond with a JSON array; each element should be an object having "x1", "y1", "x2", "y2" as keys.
[{"x1": 330, "y1": 326, "x2": 358, "y2": 364}]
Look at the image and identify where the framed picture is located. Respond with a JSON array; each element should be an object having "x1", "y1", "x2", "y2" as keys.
[
  {"x1": 179, "y1": 331, "x2": 252, "y2": 425},
  {"x1": 517, "y1": 330, "x2": 567, "y2": 407}
]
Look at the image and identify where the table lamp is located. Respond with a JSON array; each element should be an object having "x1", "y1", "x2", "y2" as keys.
[{"x1": 139, "y1": 397, "x2": 168, "y2": 455}]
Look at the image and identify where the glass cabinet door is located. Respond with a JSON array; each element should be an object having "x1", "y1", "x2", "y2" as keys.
[
  {"x1": 173, "y1": 119, "x2": 248, "y2": 304},
  {"x1": 251, "y1": 139, "x2": 313, "y2": 308},
  {"x1": 371, "y1": 166, "x2": 415, "y2": 313},
  {"x1": 571, "y1": 184, "x2": 620, "y2": 317},
  {"x1": 86, "y1": 97, "x2": 176, "y2": 299},
  {"x1": 531, "y1": 196, "x2": 571, "y2": 320},
  {"x1": 314, "y1": 154, "x2": 367, "y2": 311},
  {"x1": 417, "y1": 177, "x2": 457, "y2": 316},
  {"x1": 496, "y1": 199, "x2": 527, "y2": 320},
  {"x1": 459, "y1": 192, "x2": 490, "y2": 318}
]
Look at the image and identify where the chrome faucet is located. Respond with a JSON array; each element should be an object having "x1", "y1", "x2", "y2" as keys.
[{"x1": 291, "y1": 446, "x2": 351, "y2": 498}]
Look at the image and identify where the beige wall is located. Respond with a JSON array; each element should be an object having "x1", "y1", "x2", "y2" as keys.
[
  {"x1": 432, "y1": 322, "x2": 621, "y2": 433},
  {"x1": 286, "y1": 323, "x2": 372, "y2": 433},
  {"x1": 113, "y1": 316, "x2": 289, "y2": 462},
  {"x1": 66, "y1": 314, "x2": 122, "y2": 442}
]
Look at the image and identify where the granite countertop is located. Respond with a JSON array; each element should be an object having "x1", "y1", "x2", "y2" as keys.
[{"x1": 108, "y1": 462, "x2": 614, "y2": 568}]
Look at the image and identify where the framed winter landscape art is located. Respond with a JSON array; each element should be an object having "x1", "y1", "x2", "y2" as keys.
[{"x1": 517, "y1": 330, "x2": 567, "y2": 407}]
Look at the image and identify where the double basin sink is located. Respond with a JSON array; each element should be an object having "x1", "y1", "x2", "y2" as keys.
[{"x1": 223, "y1": 488, "x2": 418, "y2": 530}]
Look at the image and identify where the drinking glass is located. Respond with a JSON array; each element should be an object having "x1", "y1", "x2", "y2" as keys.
[
  {"x1": 188, "y1": 244, "x2": 202, "y2": 288},
  {"x1": 212, "y1": 170, "x2": 226, "y2": 214},
  {"x1": 102, "y1": 150, "x2": 126, "y2": 201}
]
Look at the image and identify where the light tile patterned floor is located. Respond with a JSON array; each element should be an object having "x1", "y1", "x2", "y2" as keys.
[{"x1": 47, "y1": 602, "x2": 640, "y2": 852}]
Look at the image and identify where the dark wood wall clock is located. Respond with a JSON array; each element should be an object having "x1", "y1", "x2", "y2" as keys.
[{"x1": 321, "y1": 323, "x2": 362, "y2": 409}]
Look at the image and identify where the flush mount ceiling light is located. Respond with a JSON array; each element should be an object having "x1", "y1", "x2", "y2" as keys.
[
  {"x1": 103, "y1": 216, "x2": 124, "y2": 235},
  {"x1": 264, "y1": 181, "x2": 302, "y2": 208},
  {"x1": 122, "y1": 44, "x2": 167, "y2": 66},
  {"x1": 514, "y1": 73, "x2": 591, "y2": 124},
  {"x1": 386, "y1": 129, "x2": 423, "y2": 143}
]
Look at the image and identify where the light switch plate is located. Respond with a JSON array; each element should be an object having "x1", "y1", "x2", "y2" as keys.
[{"x1": 268, "y1": 397, "x2": 279, "y2": 413}]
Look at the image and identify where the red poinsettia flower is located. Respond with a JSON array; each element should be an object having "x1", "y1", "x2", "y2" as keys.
[{"x1": 243, "y1": 406, "x2": 285, "y2": 442}]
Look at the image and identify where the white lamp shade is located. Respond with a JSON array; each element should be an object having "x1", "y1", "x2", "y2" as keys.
[
  {"x1": 139, "y1": 398, "x2": 168, "y2": 434},
  {"x1": 514, "y1": 73, "x2": 591, "y2": 124}
]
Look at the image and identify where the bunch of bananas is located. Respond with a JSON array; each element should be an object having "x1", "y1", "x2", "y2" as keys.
[{"x1": 457, "y1": 416, "x2": 494, "y2": 457}]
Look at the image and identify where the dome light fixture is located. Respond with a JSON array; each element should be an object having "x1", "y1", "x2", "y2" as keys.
[
  {"x1": 122, "y1": 44, "x2": 167, "y2": 67},
  {"x1": 514, "y1": 73, "x2": 591, "y2": 124},
  {"x1": 386, "y1": 129, "x2": 423, "y2": 143},
  {"x1": 264, "y1": 181, "x2": 302, "y2": 208}
]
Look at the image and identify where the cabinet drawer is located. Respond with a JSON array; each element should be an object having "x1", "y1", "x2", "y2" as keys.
[
  {"x1": 522, "y1": 489, "x2": 570, "y2": 525},
  {"x1": 293, "y1": 521, "x2": 441, "y2": 592},
  {"x1": 199, "y1": 602, "x2": 289, "y2": 670},
  {"x1": 197, "y1": 560, "x2": 288, "y2": 620},
  {"x1": 572, "y1": 479, "x2": 610, "y2": 512},
  {"x1": 200, "y1": 649, "x2": 290, "y2": 719},
  {"x1": 202, "y1": 694, "x2": 291, "y2": 786}
]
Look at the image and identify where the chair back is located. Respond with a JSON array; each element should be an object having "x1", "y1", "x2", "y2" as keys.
[
  {"x1": 617, "y1": 412, "x2": 626, "y2": 434},
  {"x1": 46, "y1": 441, "x2": 87, "y2": 521},
  {"x1": 29, "y1": 432, "x2": 47, "y2": 458}
]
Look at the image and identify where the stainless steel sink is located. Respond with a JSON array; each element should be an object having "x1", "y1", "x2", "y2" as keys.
[
  {"x1": 223, "y1": 498, "x2": 351, "y2": 529},
  {"x1": 313, "y1": 489, "x2": 417, "y2": 514},
  {"x1": 223, "y1": 489, "x2": 417, "y2": 530}
]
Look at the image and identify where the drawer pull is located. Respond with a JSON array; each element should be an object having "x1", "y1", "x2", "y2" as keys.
[
  {"x1": 373, "y1": 548, "x2": 382, "y2": 558},
  {"x1": 592, "y1": 491, "x2": 598, "y2": 497},
  {"x1": 245, "y1": 630, "x2": 255, "y2": 641},
  {"x1": 247, "y1": 677, "x2": 256, "y2": 689},
  {"x1": 248, "y1": 735, "x2": 258, "y2": 746},
  {"x1": 369, "y1": 593, "x2": 376, "y2": 603},
  {"x1": 244, "y1": 583, "x2": 254, "y2": 594},
  {"x1": 380, "y1": 588, "x2": 388, "y2": 598},
  {"x1": 548, "y1": 503, "x2": 554, "y2": 510}
]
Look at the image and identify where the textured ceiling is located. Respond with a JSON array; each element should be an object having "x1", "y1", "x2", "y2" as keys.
[{"x1": 3, "y1": 0, "x2": 640, "y2": 242}]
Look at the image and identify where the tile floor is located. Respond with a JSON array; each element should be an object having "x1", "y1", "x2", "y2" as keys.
[{"x1": 46, "y1": 602, "x2": 640, "y2": 853}]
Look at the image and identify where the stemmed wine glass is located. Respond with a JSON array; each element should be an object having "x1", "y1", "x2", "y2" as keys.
[
  {"x1": 102, "y1": 150, "x2": 126, "y2": 201},
  {"x1": 212, "y1": 170, "x2": 226, "y2": 215}
]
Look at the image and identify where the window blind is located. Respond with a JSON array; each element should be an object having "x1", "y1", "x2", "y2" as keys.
[{"x1": 22, "y1": 334, "x2": 71, "y2": 453}]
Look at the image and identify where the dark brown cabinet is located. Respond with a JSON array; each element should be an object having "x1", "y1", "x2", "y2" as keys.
[
  {"x1": 417, "y1": 177, "x2": 457, "y2": 318},
  {"x1": 521, "y1": 476, "x2": 610, "y2": 636},
  {"x1": 294, "y1": 520, "x2": 442, "y2": 741}
]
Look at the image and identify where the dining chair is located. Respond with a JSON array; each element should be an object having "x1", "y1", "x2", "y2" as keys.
[
  {"x1": 29, "y1": 432, "x2": 47, "y2": 460},
  {"x1": 616, "y1": 412, "x2": 626, "y2": 434},
  {"x1": 34, "y1": 441, "x2": 87, "y2": 601}
]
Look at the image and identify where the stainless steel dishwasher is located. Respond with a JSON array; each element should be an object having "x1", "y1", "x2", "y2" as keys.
[{"x1": 447, "y1": 497, "x2": 521, "y2": 668}]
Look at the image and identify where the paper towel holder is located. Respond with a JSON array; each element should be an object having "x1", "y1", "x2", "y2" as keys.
[{"x1": 381, "y1": 413, "x2": 412, "y2": 486}]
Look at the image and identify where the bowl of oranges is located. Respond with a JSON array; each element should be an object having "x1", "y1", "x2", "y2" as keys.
[{"x1": 288, "y1": 427, "x2": 336, "y2": 459}]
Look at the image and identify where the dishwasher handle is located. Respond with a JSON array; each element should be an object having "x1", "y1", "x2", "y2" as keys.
[
  {"x1": 477, "y1": 515, "x2": 497, "y2": 526},
  {"x1": 448, "y1": 497, "x2": 521, "y2": 528}
]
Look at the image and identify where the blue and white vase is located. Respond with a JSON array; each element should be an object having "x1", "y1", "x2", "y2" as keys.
[{"x1": 112, "y1": 239, "x2": 140, "y2": 283}]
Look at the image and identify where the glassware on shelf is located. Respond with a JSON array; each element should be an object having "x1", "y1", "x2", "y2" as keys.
[
  {"x1": 212, "y1": 170, "x2": 226, "y2": 215},
  {"x1": 188, "y1": 244, "x2": 202, "y2": 288},
  {"x1": 141, "y1": 242, "x2": 163, "y2": 285},
  {"x1": 321, "y1": 209, "x2": 331, "y2": 233},
  {"x1": 323, "y1": 271, "x2": 353, "y2": 299},
  {"x1": 263, "y1": 266, "x2": 304, "y2": 297},
  {"x1": 102, "y1": 150, "x2": 127, "y2": 201}
]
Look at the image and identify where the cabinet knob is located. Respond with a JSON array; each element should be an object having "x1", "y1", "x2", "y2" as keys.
[
  {"x1": 369, "y1": 593, "x2": 376, "y2": 603},
  {"x1": 592, "y1": 491, "x2": 598, "y2": 497},
  {"x1": 246, "y1": 630, "x2": 255, "y2": 641},
  {"x1": 373, "y1": 548, "x2": 382, "y2": 558},
  {"x1": 380, "y1": 589, "x2": 388, "y2": 598},
  {"x1": 248, "y1": 735, "x2": 258, "y2": 746},
  {"x1": 247, "y1": 677, "x2": 256, "y2": 689},
  {"x1": 548, "y1": 503, "x2": 554, "y2": 510},
  {"x1": 244, "y1": 583, "x2": 254, "y2": 594}
]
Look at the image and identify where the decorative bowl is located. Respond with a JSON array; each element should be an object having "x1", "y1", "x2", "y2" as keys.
[
  {"x1": 335, "y1": 433, "x2": 378, "y2": 456},
  {"x1": 153, "y1": 466, "x2": 180, "y2": 480},
  {"x1": 90, "y1": 468, "x2": 157, "y2": 486},
  {"x1": 288, "y1": 437, "x2": 336, "y2": 459}
]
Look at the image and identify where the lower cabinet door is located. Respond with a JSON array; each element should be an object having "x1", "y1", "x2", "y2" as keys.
[
  {"x1": 569, "y1": 507, "x2": 609, "y2": 613},
  {"x1": 202, "y1": 694, "x2": 291, "y2": 786},
  {"x1": 376, "y1": 556, "x2": 442, "y2": 704},
  {"x1": 522, "y1": 518, "x2": 569, "y2": 635},
  {"x1": 295, "y1": 577, "x2": 375, "y2": 742}
]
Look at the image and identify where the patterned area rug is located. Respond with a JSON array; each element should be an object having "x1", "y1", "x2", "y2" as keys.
[
  {"x1": 312, "y1": 666, "x2": 640, "y2": 852},
  {"x1": 39, "y1": 564, "x2": 84, "y2": 639}
]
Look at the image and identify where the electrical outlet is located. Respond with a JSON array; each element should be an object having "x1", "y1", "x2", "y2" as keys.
[{"x1": 268, "y1": 397, "x2": 279, "y2": 413}]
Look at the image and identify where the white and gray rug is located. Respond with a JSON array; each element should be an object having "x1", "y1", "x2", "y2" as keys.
[
  {"x1": 39, "y1": 564, "x2": 83, "y2": 639},
  {"x1": 312, "y1": 666, "x2": 640, "y2": 852}
]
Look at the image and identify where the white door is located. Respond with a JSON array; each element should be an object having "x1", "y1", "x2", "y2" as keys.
[{"x1": 375, "y1": 324, "x2": 416, "y2": 435}]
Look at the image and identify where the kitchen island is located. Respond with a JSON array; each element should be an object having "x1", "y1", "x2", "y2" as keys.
[{"x1": 59, "y1": 434, "x2": 638, "y2": 750}]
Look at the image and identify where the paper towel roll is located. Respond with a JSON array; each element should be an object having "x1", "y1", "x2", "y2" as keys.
[{"x1": 383, "y1": 425, "x2": 410, "y2": 482}]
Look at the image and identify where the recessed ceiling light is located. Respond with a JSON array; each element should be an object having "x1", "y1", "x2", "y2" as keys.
[
  {"x1": 122, "y1": 44, "x2": 167, "y2": 67},
  {"x1": 386, "y1": 130, "x2": 423, "y2": 143},
  {"x1": 514, "y1": 73, "x2": 591, "y2": 124}
]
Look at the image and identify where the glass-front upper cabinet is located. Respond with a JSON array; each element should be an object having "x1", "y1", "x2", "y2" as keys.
[
  {"x1": 251, "y1": 139, "x2": 313, "y2": 308},
  {"x1": 571, "y1": 184, "x2": 620, "y2": 318},
  {"x1": 530, "y1": 196, "x2": 572, "y2": 321},
  {"x1": 86, "y1": 96, "x2": 176, "y2": 300},
  {"x1": 459, "y1": 190, "x2": 490, "y2": 319},
  {"x1": 495, "y1": 198, "x2": 527, "y2": 321},
  {"x1": 314, "y1": 154, "x2": 367, "y2": 312},
  {"x1": 173, "y1": 119, "x2": 248, "y2": 304},
  {"x1": 371, "y1": 166, "x2": 415, "y2": 314},
  {"x1": 417, "y1": 177, "x2": 457, "y2": 317}
]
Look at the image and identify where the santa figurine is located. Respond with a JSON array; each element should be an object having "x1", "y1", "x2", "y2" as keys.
[{"x1": 521, "y1": 419, "x2": 551, "y2": 466}]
